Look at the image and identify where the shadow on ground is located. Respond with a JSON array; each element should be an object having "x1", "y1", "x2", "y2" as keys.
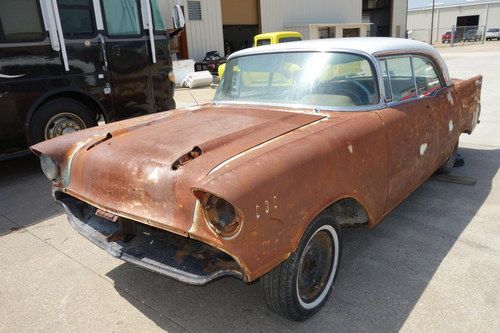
[
  {"x1": 0, "y1": 154, "x2": 62, "y2": 235},
  {"x1": 105, "y1": 146, "x2": 498, "y2": 332}
]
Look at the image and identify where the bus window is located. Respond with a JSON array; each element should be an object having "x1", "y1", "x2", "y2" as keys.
[
  {"x1": 150, "y1": 0, "x2": 166, "y2": 32},
  {"x1": 102, "y1": 0, "x2": 142, "y2": 37},
  {"x1": 0, "y1": 0, "x2": 44, "y2": 42},
  {"x1": 57, "y1": 0, "x2": 96, "y2": 38}
]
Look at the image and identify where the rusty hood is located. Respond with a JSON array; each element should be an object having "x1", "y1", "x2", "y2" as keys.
[{"x1": 32, "y1": 105, "x2": 325, "y2": 235}]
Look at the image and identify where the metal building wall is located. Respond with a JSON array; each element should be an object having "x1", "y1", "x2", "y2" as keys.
[
  {"x1": 392, "y1": 0, "x2": 408, "y2": 37},
  {"x1": 259, "y1": 0, "x2": 362, "y2": 33},
  {"x1": 408, "y1": 1, "x2": 500, "y2": 42},
  {"x1": 160, "y1": 0, "x2": 224, "y2": 61}
]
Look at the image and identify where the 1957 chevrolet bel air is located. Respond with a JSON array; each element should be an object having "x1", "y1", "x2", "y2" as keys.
[{"x1": 32, "y1": 38, "x2": 482, "y2": 321}]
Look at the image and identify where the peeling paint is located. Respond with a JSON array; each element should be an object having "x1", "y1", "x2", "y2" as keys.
[
  {"x1": 420, "y1": 143, "x2": 428, "y2": 156},
  {"x1": 448, "y1": 120, "x2": 454, "y2": 132},
  {"x1": 147, "y1": 167, "x2": 160, "y2": 183},
  {"x1": 347, "y1": 143, "x2": 353, "y2": 154}
]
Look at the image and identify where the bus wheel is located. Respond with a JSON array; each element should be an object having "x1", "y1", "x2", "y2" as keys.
[{"x1": 29, "y1": 98, "x2": 97, "y2": 144}]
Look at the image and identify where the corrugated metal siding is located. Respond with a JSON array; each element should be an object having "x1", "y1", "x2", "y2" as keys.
[
  {"x1": 160, "y1": 0, "x2": 224, "y2": 61},
  {"x1": 408, "y1": 2, "x2": 500, "y2": 31},
  {"x1": 259, "y1": 0, "x2": 362, "y2": 33},
  {"x1": 392, "y1": 0, "x2": 408, "y2": 37}
]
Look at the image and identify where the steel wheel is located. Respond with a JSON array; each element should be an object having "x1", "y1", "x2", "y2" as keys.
[
  {"x1": 44, "y1": 112, "x2": 86, "y2": 140},
  {"x1": 296, "y1": 225, "x2": 338, "y2": 309},
  {"x1": 262, "y1": 213, "x2": 342, "y2": 321},
  {"x1": 29, "y1": 98, "x2": 97, "y2": 145}
]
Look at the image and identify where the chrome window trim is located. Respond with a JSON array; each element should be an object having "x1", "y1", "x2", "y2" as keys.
[
  {"x1": 212, "y1": 100, "x2": 387, "y2": 112},
  {"x1": 377, "y1": 52, "x2": 447, "y2": 108},
  {"x1": 214, "y1": 50, "x2": 387, "y2": 112}
]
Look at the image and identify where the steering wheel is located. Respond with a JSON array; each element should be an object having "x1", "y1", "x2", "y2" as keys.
[{"x1": 345, "y1": 79, "x2": 372, "y2": 103}]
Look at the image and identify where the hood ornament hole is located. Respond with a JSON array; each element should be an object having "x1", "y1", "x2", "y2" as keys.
[{"x1": 172, "y1": 146, "x2": 203, "y2": 170}]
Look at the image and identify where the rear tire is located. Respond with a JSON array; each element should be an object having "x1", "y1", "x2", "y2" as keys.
[
  {"x1": 29, "y1": 98, "x2": 97, "y2": 144},
  {"x1": 437, "y1": 142, "x2": 458, "y2": 174},
  {"x1": 262, "y1": 212, "x2": 342, "y2": 321}
]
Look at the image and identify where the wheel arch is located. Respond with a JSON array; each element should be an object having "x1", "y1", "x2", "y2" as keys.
[
  {"x1": 286, "y1": 195, "x2": 371, "y2": 259},
  {"x1": 24, "y1": 88, "x2": 107, "y2": 145}
]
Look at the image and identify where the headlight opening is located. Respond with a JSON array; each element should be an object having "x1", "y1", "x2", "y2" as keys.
[
  {"x1": 202, "y1": 194, "x2": 242, "y2": 237},
  {"x1": 40, "y1": 154, "x2": 60, "y2": 180}
]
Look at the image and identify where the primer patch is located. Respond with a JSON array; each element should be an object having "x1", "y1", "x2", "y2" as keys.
[
  {"x1": 147, "y1": 167, "x2": 160, "y2": 183},
  {"x1": 347, "y1": 143, "x2": 353, "y2": 154},
  {"x1": 420, "y1": 143, "x2": 428, "y2": 156}
]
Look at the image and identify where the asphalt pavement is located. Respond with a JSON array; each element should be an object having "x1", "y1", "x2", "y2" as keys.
[{"x1": 0, "y1": 42, "x2": 499, "y2": 333}]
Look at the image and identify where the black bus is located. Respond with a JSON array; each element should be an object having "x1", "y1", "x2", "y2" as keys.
[{"x1": 0, "y1": 0, "x2": 185, "y2": 159}]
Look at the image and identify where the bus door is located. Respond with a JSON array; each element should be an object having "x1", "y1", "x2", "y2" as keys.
[
  {"x1": 99, "y1": 0, "x2": 153, "y2": 119},
  {"x1": 141, "y1": 0, "x2": 176, "y2": 112}
]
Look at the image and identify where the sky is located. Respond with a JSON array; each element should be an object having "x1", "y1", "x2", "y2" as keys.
[{"x1": 408, "y1": 0, "x2": 493, "y2": 9}]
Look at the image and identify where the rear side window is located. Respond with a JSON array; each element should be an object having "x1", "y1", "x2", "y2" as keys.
[
  {"x1": 58, "y1": 0, "x2": 96, "y2": 38},
  {"x1": 256, "y1": 39, "x2": 271, "y2": 46},
  {"x1": 412, "y1": 56, "x2": 442, "y2": 96},
  {"x1": 0, "y1": 0, "x2": 45, "y2": 42},
  {"x1": 384, "y1": 57, "x2": 416, "y2": 102},
  {"x1": 102, "y1": 0, "x2": 141, "y2": 37}
]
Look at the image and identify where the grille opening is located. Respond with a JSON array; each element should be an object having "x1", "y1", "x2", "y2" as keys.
[{"x1": 55, "y1": 192, "x2": 244, "y2": 283}]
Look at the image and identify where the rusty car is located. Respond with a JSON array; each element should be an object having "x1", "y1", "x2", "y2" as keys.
[{"x1": 32, "y1": 38, "x2": 482, "y2": 321}]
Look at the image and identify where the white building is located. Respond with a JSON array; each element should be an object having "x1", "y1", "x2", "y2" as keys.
[
  {"x1": 160, "y1": 0, "x2": 408, "y2": 61},
  {"x1": 407, "y1": 0, "x2": 500, "y2": 43}
]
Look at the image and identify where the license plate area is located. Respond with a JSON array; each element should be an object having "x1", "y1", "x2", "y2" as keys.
[{"x1": 95, "y1": 208, "x2": 118, "y2": 222}]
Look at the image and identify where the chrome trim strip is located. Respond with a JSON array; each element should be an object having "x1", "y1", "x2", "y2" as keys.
[{"x1": 0, "y1": 74, "x2": 26, "y2": 79}]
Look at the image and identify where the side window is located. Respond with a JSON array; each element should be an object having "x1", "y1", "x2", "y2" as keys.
[
  {"x1": 102, "y1": 0, "x2": 141, "y2": 37},
  {"x1": 256, "y1": 39, "x2": 271, "y2": 46},
  {"x1": 378, "y1": 59, "x2": 392, "y2": 101},
  {"x1": 0, "y1": 0, "x2": 45, "y2": 42},
  {"x1": 385, "y1": 57, "x2": 416, "y2": 102},
  {"x1": 278, "y1": 37, "x2": 301, "y2": 43},
  {"x1": 58, "y1": 0, "x2": 96, "y2": 38},
  {"x1": 150, "y1": 0, "x2": 166, "y2": 32},
  {"x1": 412, "y1": 56, "x2": 443, "y2": 97}
]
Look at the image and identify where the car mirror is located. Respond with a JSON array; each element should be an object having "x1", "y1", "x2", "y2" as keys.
[{"x1": 172, "y1": 5, "x2": 185, "y2": 29}]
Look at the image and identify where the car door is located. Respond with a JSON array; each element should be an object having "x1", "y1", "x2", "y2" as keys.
[
  {"x1": 146, "y1": 0, "x2": 175, "y2": 111},
  {"x1": 376, "y1": 55, "x2": 449, "y2": 212},
  {"x1": 100, "y1": 0, "x2": 153, "y2": 119}
]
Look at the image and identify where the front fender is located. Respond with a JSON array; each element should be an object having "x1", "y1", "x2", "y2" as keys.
[{"x1": 189, "y1": 111, "x2": 388, "y2": 281}]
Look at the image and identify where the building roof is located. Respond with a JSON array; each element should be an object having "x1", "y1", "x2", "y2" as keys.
[
  {"x1": 228, "y1": 37, "x2": 451, "y2": 84},
  {"x1": 409, "y1": 0, "x2": 500, "y2": 11}
]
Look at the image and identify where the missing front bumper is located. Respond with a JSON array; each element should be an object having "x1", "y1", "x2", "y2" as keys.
[{"x1": 57, "y1": 194, "x2": 244, "y2": 285}]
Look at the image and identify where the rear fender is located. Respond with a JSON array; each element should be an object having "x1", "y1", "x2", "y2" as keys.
[{"x1": 452, "y1": 75, "x2": 482, "y2": 134}]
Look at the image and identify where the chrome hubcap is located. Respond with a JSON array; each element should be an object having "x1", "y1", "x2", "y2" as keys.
[{"x1": 44, "y1": 113, "x2": 86, "y2": 140}]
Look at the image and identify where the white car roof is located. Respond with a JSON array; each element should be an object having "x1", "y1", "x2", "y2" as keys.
[{"x1": 228, "y1": 37, "x2": 451, "y2": 86}]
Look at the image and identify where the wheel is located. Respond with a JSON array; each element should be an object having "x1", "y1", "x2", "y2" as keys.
[
  {"x1": 29, "y1": 98, "x2": 97, "y2": 144},
  {"x1": 437, "y1": 142, "x2": 458, "y2": 174},
  {"x1": 262, "y1": 212, "x2": 342, "y2": 321}
]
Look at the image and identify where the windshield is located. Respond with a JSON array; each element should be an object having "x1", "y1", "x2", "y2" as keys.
[{"x1": 214, "y1": 52, "x2": 379, "y2": 109}]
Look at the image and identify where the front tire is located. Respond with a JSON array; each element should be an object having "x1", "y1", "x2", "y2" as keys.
[
  {"x1": 262, "y1": 212, "x2": 342, "y2": 321},
  {"x1": 29, "y1": 98, "x2": 97, "y2": 145}
]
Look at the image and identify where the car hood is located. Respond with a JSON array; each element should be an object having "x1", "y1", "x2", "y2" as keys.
[{"x1": 32, "y1": 104, "x2": 325, "y2": 235}]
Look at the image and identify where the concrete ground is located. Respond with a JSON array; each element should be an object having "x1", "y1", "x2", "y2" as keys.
[{"x1": 1, "y1": 43, "x2": 499, "y2": 333}]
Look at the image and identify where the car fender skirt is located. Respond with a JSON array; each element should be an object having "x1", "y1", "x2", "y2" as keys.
[{"x1": 58, "y1": 194, "x2": 245, "y2": 285}]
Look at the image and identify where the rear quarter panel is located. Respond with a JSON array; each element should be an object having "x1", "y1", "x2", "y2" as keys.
[{"x1": 452, "y1": 76, "x2": 482, "y2": 134}]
